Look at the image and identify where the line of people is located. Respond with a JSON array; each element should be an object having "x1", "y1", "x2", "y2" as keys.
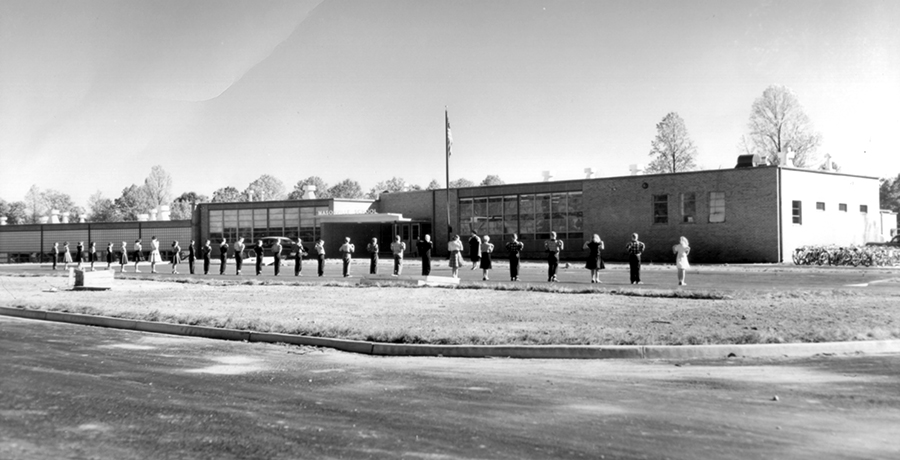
[{"x1": 46, "y1": 232, "x2": 690, "y2": 284}]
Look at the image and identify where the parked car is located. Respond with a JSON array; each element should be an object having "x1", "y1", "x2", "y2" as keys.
[{"x1": 865, "y1": 235, "x2": 900, "y2": 248}]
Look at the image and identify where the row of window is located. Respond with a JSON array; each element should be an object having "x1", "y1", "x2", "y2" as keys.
[
  {"x1": 208, "y1": 207, "x2": 329, "y2": 243},
  {"x1": 792, "y1": 202, "x2": 869, "y2": 225},
  {"x1": 653, "y1": 192, "x2": 725, "y2": 225},
  {"x1": 458, "y1": 192, "x2": 584, "y2": 241}
]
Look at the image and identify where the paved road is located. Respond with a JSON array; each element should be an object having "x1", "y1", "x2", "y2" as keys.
[
  {"x1": 5, "y1": 260, "x2": 900, "y2": 294},
  {"x1": 2, "y1": 316, "x2": 899, "y2": 459}
]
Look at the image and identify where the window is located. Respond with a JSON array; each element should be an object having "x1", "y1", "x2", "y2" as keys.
[
  {"x1": 839, "y1": 203, "x2": 847, "y2": 212},
  {"x1": 860, "y1": 205, "x2": 868, "y2": 213},
  {"x1": 792, "y1": 201, "x2": 802, "y2": 224},
  {"x1": 458, "y1": 191, "x2": 582, "y2": 243},
  {"x1": 708, "y1": 192, "x2": 725, "y2": 223},
  {"x1": 653, "y1": 195, "x2": 668, "y2": 224},
  {"x1": 681, "y1": 193, "x2": 696, "y2": 223},
  {"x1": 816, "y1": 202, "x2": 825, "y2": 211}
]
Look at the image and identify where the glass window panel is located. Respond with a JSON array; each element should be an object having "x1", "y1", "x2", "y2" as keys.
[
  {"x1": 284, "y1": 208, "x2": 299, "y2": 229},
  {"x1": 223, "y1": 210, "x2": 238, "y2": 226},
  {"x1": 535, "y1": 194, "x2": 550, "y2": 214},
  {"x1": 488, "y1": 197, "x2": 502, "y2": 217},
  {"x1": 459, "y1": 199, "x2": 473, "y2": 220},
  {"x1": 709, "y1": 192, "x2": 725, "y2": 223},
  {"x1": 210, "y1": 210, "x2": 224, "y2": 232},
  {"x1": 253, "y1": 209, "x2": 267, "y2": 226},
  {"x1": 300, "y1": 207, "x2": 315, "y2": 227},
  {"x1": 568, "y1": 192, "x2": 582, "y2": 213},
  {"x1": 681, "y1": 193, "x2": 696, "y2": 223},
  {"x1": 270, "y1": 208, "x2": 284, "y2": 226},
  {"x1": 553, "y1": 193, "x2": 568, "y2": 213},
  {"x1": 473, "y1": 198, "x2": 487, "y2": 220},
  {"x1": 653, "y1": 195, "x2": 668, "y2": 224},
  {"x1": 504, "y1": 196, "x2": 518, "y2": 216}
]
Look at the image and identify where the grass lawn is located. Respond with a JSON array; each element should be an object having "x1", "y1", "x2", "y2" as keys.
[{"x1": 2, "y1": 270, "x2": 899, "y2": 346}]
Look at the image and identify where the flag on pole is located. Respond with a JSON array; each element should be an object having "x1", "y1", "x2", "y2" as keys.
[{"x1": 445, "y1": 109, "x2": 453, "y2": 157}]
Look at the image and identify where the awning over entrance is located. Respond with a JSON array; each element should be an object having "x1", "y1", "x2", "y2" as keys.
[{"x1": 316, "y1": 212, "x2": 411, "y2": 224}]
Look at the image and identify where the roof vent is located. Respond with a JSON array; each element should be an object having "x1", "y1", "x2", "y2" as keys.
[{"x1": 735, "y1": 154, "x2": 763, "y2": 168}]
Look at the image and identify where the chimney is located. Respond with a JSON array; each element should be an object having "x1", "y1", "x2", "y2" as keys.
[
  {"x1": 0, "y1": 216, "x2": 7, "y2": 225},
  {"x1": 60, "y1": 211, "x2": 70, "y2": 224},
  {"x1": 50, "y1": 209, "x2": 60, "y2": 224},
  {"x1": 302, "y1": 185, "x2": 317, "y2": 199},
  {"x1": 542, "y1": 171, "x2": 554, "y2": 182},
  {"x1": 629, "y1": 164, "x2": 644, "y2": 176},
  {"x1": 159, "y1": 205, "x2": 171, "y2": 221},
  {"x1": 584, "y1": 168, "x2": 595, "y2": 179}
]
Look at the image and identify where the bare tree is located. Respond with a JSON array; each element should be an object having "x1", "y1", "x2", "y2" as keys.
[
  {"x1": 142, "y1": 165, "x2": 173, "y2": 210},
  {"x1": 449, "y1": 178, "x2": 475, "y2": 189},
  {"x1": 243, "y1": 175, "x2": 286, "y2": 201},
  {"x1": 23, "y1": 185, "x2": 46, "y2": 223},
  {"x1": 645, "y1": 112, "x2": 698, "y2": 174},
  {"x1": 88, "y1": 191, "x2": 119, "y2": 222},
  {"x1": 368, "y1": 177, "x2": 412, "y2": 199},
  {"x1": 425, "y1": 179, "x2": 441, "y2": 190},
  {"x1": 746, "y1": 85, "x2": 822, "y2": 167}
]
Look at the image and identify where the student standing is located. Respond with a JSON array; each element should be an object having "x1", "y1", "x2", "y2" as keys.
[
  {"x1": 88, "y1": 242, "x2": 97, "y2": 271},
  {"x1": 187, "y1": 240, "x2": 196, "y2": 274},
  {"x1": 468, "y1": 231, "x2": 482, "y2": 270},
  {"x1": 505, "y1": 234, "x2": 524, "y2": 281},
  {"x1": 105, "y1": 242, "x2": 114, "y2": 270},
  {"x1": 447, "y1": 235, "x2": 464, "y2": 278},
  {"x1": 50, "y1": 241, "x2": 59, "y2": 270},
  {"x1": 673, "y1": 236, "x2": 691, "y2": 286},
  {"x1": 479, "y1": 235, "x2": 495, "y2": 281},
  {"x1": 272, "y1": 239, "x2": 283, "y2": 276},
  {"x1": 202, "y1": 240, "x2": 212, "y2": 275},
  {"x1": 583, "y1": 234, "x2": 605, "y2": 283},
  {"x1": 367, "y1": 238, "x2": 379, "y2": 275},
  {"x1": 544, "y1": 232, "x2": 564, "y2": 282},
  {"x1": 149, "y1": 236, "x2": 162, "y2": 274},
  {"x1": 51, "y1": 242, "x2": 59, "y2": 270},
  {"x1": 417, "y1": 235, "x2": 433, "y2": 276},
  {"x1": 133, "y1": 239, "x2": 143, "y2": 273},
  {"x1": 233, "y1": 237, "x2": 245, "y2": 275},
  {"x1": 218, "y1": 238, "x2": 229, "y2": 275},
  {"x1": 63, "y1": 242, "x2": 73, "y2": 270},
  {"x1": 171, "y1": 241, "x2": 181, "y2": 274},
  {"x1": 626, "y1": 233, "x2": 646, "y2": 285},
  {"x1": 76, "y1": 241, "x2": 84, "y2": 270},
  {"x1": 294, "y1": 238, "x2": 308, "y2": 277},
  {"x1": 315, "y1": 239, "x2": 326, "y2": 277},
  {"x1": 390, "y1": 235, "x2": 406, "y2": 276},
  {"x1": 254, "y1": 240, "x2": 264, "y2": 276},
  {"x1": 339, "y1": 237, "x2": 355, "y2": 277},
  {"x1": 119, "y1": 241, "x2": 129, "y2": 273}
]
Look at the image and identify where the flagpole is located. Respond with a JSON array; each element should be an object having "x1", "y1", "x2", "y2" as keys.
[{"x1": 445, "y1": 108, "x2": 451, "y2": 248}]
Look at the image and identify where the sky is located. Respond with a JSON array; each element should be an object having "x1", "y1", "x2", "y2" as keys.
[{"x1": 2, "y1": 0, "x2": 899, "y2": 208}]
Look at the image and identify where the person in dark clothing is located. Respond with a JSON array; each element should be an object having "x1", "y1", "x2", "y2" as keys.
[
  {"x1": 626, "y1": 233, "x2": 646, "y2": 285},
  {"x1": 219, "y1": 239, "x2": 228, "y2": 275},
  {"x1": 367, "y1": 238, "x2": 379, "y2": 275},
  {"x1": 506, "y1": 234, "x2": 524, "y2": 281},
  {"x1": 201, "y1": 240, "x2": 212, "y2": 275},
  {"x1": 187, "y1": 240, "x2": 196, "y2": 274},
  {"x1": 468, "y1": 231, "x2": 481, "y2": 270},
  {"x1": 254, "y1": 240, "x2": 264, "y2": 276},
  {"x1": 50, "y1": 242, "x2": 59, "y2": 270},
  {"x1": 417, "y1": 234, "x2": 433, "y2": 276}
]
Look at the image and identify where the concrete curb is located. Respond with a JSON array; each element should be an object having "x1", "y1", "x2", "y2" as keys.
[{"x1": 3, "y1": 306, "x2": 900, "y2": 360}]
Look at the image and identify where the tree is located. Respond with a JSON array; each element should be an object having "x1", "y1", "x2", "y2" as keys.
[
  {"x1": 289, "y1": 176, "x2": 330, "y2": 199},
  {"x1": 170, "y1": 192, "x2": 209, "y2": 220},
  {"x1": 88, "y1": 191, "x2": 120, "y2": 222},
  {"x1": 42, "y1": 189, "x2": 83, "y2": 218},
  {"x1": 881, "y1": 173, "x2": 900, "y2": 214},
  {"x1": 327, "y1": 179, "x2": 365, "y2": 199},
  {"x1": 479, "y1": 175, "x2": 505, "y2": 186},
  {"x1": 745, "y1": 85, "x2": 822, "y2": 167},
  {"x1": 1, "y1": 201, "x2": 27, "y2": 224},
  {"x1": 211, "y1": 186, "x2": 244, "y2": 203},
  {"x1": 243, "y1": 175, "x2": 286, "y2": 202},
  {"x1": 23, "y1": 185, "x2": 45, "y2": 223},
  {"x1": 142, "y1": 165, "x2": 173, "y2": 210},
  {"x1": 645, "y1": 112, "x2": 698, "y2": 174},
  {"x1": 113, "y1": 185, "x2": 148, "y2": 220},
  {"x1": 368, "y1": 177, "x2": 413, "y2": 199},
  {"x1": 426, "y1": 179, "x2": 442, "y2": 190},
  {"x1": 449, "y1": 178, "x2": 475, "y2": 189}
]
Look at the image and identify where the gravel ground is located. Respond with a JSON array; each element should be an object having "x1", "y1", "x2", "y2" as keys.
[{"x1": 2, "y1": 273, "x2": 899, "y2": 345}]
